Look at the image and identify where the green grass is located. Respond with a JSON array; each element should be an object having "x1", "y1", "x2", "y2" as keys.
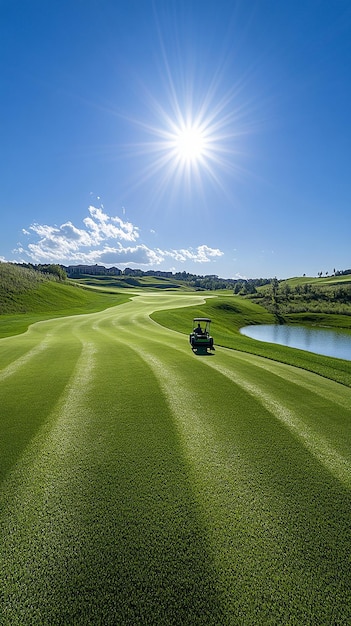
[
  {"x1": 252, "y1": 274, "x2": 351, "y2": 318},
  {"x1": 283, "y1": 274, "x2": 351, "y2": 286},
  {"x1": 283, "y1": 311, "x2": 351, "y2": 329},
  {"x1": 1, "y1": 264, "x2": 351, "y2": 622},
  {"x1": 1, "y1": 293, "x2": 351, "y2": 624},
  {"x1": 2, "y1": 262, "x2": 351, "y2": 385},
  {"x1": 72, "y1": 274, "x2": 192, "y2": 290},
  {"x1": 0, "y1": 268, "x2": 130, "y2": 337},
  {"x1": 151, "y1": 294, "x2": 351, "y2": 387},
  {"x1": 3, "y1": 280, "x2": 128, "y2": 314}
]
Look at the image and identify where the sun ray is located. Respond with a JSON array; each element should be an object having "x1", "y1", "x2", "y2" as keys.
[{"x1": 113, "y1": 31, "x2": 258, "y2": 210}]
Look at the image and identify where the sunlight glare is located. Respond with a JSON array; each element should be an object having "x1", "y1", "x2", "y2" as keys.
[
  {"x1": 173, "y1": 125, "x2": 205, "y2": 162},
  {"x1": 123, "y1": 71, "x2": 251, "y2": 200}
]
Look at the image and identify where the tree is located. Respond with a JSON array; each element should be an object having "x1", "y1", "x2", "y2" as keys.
[
  {"x1": 281, "y1": 283, "x2": 291, "y2": 299},
  {"x1": 46, "y1": 264, "x2": 67, "y2": 281},
  {"x1": 271, "y1": 277, "x2": 279, "y2": 309}
]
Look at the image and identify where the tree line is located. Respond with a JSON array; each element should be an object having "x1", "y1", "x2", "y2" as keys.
[{"x1": 16, "y1": 263, "x2": 67, "y2": 281}]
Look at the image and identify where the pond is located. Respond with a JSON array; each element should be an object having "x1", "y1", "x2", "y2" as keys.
[{"x1": 240, "y1": 324, "x2": 351, "y2": 361}]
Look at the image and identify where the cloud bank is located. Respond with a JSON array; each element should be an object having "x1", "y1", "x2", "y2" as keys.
[{"x1": 15, "y1": 206, "x2": 223, "y2": 269}]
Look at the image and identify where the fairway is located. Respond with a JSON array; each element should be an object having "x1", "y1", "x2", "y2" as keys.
[{"x1": 1, "y1": 293, "x2": 351, "y2": 625}]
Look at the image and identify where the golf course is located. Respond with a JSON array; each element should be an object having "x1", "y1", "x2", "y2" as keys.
[{"x1": 1, "y1": 290, "x2": 351, "y2": 625}]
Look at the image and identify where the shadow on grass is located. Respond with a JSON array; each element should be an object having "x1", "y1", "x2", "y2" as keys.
[
  {"x1": 0, "y1": 340, "x2": 82, "y2": 482},
  {"x1": 192, "y1": 349, "x2": 215, "y2": 357},
  {"x1": 7, "y1": 341, "x2": 230, "y2": 625}
]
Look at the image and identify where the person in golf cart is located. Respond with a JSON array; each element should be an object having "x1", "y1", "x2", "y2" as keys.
[{"x1": 194, "y1": 322, "x2": 204, "y2": 335}]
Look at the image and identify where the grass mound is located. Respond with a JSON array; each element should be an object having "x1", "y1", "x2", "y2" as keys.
[
  {"x1": 73, "y1": 274, "x2": 190, "y2": 290},
  {"x1": 0, "y1": 262, "x2": 54, "y2": 296},
  {"x1": 0, "y1": 263, "x2": 129, "y2": 337}
]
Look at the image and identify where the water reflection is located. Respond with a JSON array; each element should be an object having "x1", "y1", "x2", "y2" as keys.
[{"x1": 240, "y1": 325, "x2": 351, "y2": 361}]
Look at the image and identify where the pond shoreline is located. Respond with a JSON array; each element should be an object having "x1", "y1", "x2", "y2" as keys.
[{"x1": 240, "y1": 323, "x2": 351, "y2": 362}]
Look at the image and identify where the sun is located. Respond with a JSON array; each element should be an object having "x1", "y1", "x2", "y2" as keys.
[
  {"x1": 123, "y1": 71, "x2": 250, "y2": 196},
  {"x1": 172, "y1": 125, "x2": 206, "y2": 163},
  {"x1": 117, "y1": 11, "x2": 256, "y2": 200}
]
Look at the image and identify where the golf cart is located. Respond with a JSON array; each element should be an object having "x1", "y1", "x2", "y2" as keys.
[{"x1": 189, "y1": 317, "x2": 214, "y2": 354}]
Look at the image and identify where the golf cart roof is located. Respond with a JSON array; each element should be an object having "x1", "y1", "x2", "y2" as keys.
[{"x1": 193, "y1": 317, "x2": 211, "y2": 322}]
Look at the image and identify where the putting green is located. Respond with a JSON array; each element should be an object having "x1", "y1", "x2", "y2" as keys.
[{"x1": 1, "y1": 293, "x2": 351, "y2": 625}]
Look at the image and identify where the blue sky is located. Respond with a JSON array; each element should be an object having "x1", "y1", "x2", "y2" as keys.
[{"x1": 1, "y1": 0, "x2": 350, "y2": 279}]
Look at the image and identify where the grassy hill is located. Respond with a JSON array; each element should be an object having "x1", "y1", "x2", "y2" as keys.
[
  {"x1": 73, "y1": 274, "x2": 192, "y2": 290},
  {"x1": 249, "y1": 274, "x2": 351, "y2": 320},
  {"x1": 0, "y1": 263, "x2": 129, "y2": 337},
  {"x1": 283, "y1": 274, "x2": 351, "y2": 287}
]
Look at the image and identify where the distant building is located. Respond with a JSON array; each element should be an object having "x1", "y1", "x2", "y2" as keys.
[
  {"x1": 66, "y1": 264, "x2": 122, "y2": 277},
  {"x1": 123, "y1": 267, "x2": 143, "y2": 276},
  {"x1": 106, "y1": 266, "x2": 122, "y2": 276},
  {"x1": 144, "y1": 270, "x2": 173, "y2": 278}
]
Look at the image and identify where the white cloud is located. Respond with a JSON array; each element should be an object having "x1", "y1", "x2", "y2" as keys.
[
  {"x1": 97, "y1": 245, "x2": 164, "y2": 266},
  {"x1": 160, "y1": 244, "x2": 223, "y2": 263},
  {"x1": 83, "y1": 206, "x2": 139, "y2": 243},
  {"x1": 15, "y1": 205, "x2": 224, "y2": 269},
  {"x1": 18, "y1": 206, "x2": 140, "y2": 263},
  {"x1": 59, "y1": 222, "x2": 91, "y2": 243}
]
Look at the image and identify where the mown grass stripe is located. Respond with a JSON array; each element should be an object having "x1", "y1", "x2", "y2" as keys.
[
  {"x1": 121, "y1": 339, "x2": 351, "y2": 624},
  {"x1": 0, "y1": 340, "x2": 96, "y2": 625},
  {"x1": 120, "y1": 348, "x2": 295, "y2": 622},
  {"x1": 0, "y1": 328, "x2": 227, "y2": 625},
  {"x1": 1, "y1": 292, "x2": 351, "y2": 624},
  {"x1": 83, "y1": 296, "x2": 351, "y2": 487},
  {"x1": 0, "y1": 336, "x2": 84, "y2": 482},
  {"x1": 104, "y1": 300, "x2": 351, "y2": 485},
  {"x1": 225, "y1": 347, "x2": 351, "y2": 411},
  {"x1": 0, "y1": 336, "x2": 53, "y2": 381},
  {"x1": 203, "y1": 355, "x2": 351, "y2": 488}
]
